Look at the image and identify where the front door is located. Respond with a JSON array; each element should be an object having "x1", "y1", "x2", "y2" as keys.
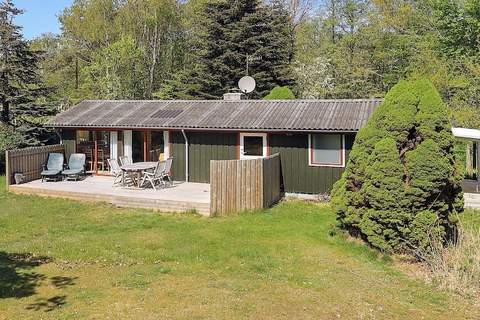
[{"x1": 240, "y1": 133, "x2": 267, "y2": 159}]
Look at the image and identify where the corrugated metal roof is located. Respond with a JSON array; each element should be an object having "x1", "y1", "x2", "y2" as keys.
[{"x1": 47, "y1": 99, "x2": 382, "y2": 132}]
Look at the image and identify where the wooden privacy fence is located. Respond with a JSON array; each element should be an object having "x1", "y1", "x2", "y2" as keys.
[
  {"x1": 210, "y1": 153, "x2": 282, "y2": 216},
  {"x1": 5, "y1": 144, "x2": 65, "y2": 189}
]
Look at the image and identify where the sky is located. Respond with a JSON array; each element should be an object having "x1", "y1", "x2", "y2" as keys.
[{"x1": 13, "y1": 0, "x2": 74, "y2": 39}]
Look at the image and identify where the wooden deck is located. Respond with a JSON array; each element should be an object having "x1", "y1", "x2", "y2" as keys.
[
  {"x1": 9, "y1": 176, "x2": 211, "y2": 215},
  {"x1": 465, "y1": 193, "x2": 480, "y2": 210}
]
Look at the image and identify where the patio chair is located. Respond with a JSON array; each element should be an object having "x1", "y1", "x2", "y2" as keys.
[
  {"x1": 107, "y1": 158, "x2": 125, "y2": 186},
  {"x1": 140, "y1": 161, "x2": 166, "y2": 191},
  {"x1": 62, "y1": 153, "x2": 86, "y2": 181},
  {"x1": 119, "y1": 156, "x2": 132, "y2": 166},
  {"x1": 41, "y1": 153, "x2": 65, "y2": 182},
  {"x1": 161, "y1": 157, "x2": 174, "y2": 186}
]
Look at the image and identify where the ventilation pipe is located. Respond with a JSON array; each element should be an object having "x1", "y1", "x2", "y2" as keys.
[{"x1": 182, "y1": 130, "x2": 189, "y2": 182}]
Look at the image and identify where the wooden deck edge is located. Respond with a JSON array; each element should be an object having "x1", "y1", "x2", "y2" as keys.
[{"x1": 9, "y1": 185, "x2": 211, "y2": 216}]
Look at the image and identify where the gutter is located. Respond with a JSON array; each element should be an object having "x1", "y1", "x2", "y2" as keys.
[
  {"x1": 182, "y1": 129, "x2": 189, "y2": 182},
  {"x1": 45, "y1": 125, "x2": 360, "y2": 134}
]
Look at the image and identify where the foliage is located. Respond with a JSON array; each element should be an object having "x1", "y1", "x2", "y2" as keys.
[
  {"x1": 0, "y1": 124, "x2": 25, "y2": 173},
  {"x1": 0, "y1": 0, "x2": 50, "y2": 124},
  {"x1": 263, "y1": 86, "x2": 295, "y2": 100},
  {"x1": 291, "y1": 1, "x2": 480, "y2": 128},
  {"x1": 0, "y1": 0, "x2": 58, "y2": 172},
  {"x1": 156, "y1": 0, "x2": 296, "y2": 99},
  {"x1": 84, "y1": 37, "x2": 147, "y2": 99},
  {"x1": 331, "y1": 79, "x2": 464, "y2": 255}
]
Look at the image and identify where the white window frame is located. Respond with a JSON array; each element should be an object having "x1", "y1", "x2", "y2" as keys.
[
  {"x1": 240, "y1": 132, "x2": 268, "y2": 159},
  {"x1": 163, "y1": 131, "x2": 170, "y2": 159},
  {"x1": 308, "y1": 133, "x2": 345, "y2": 168}
]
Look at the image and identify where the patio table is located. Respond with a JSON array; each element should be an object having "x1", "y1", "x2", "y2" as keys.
[{"x1": 121, "y1": 162, "x2": 158, "y2": 188}]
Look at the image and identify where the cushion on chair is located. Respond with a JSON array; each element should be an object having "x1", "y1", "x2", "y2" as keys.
[
  {"x1": 41, "y1": 169, "x2": 61, "y2": 176},
  {"x1": 62, "y1": 169, "x2": 83, "y2": 175},
  {"x1": 46, "y1": 153, "x2": 64, "y2": 171},
  {"x1": 68, "y1": 154, "x2": 86, "y2": 170}
]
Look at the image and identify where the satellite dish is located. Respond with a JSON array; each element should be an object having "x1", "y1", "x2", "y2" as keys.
[{"x1": 238, "y1": 76, "x2": 256, "y2": 93}]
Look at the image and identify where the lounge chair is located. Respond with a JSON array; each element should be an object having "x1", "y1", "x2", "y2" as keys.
[
  {"x1": 62, "y1": 153, "x2": 86, "y2": 181},
  {"x1": 41, "y1": 153, "x2": 65, "y2": 182}
]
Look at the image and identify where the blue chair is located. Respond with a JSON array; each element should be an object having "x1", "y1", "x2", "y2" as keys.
[
  {"x1": 41, "y1": 153, "x2": 65, "y2": 182},
  {"x1": 62, "y1": 154, "x2": 86, "y2": 181}
]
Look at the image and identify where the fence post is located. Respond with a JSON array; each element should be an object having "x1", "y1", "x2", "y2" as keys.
[{"x1": 5, "y1": 150, "x2": 11, "y2": 189}]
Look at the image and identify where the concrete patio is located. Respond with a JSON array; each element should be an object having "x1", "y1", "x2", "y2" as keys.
[{"x1": 9, "y1": 176, "x2": 211, "y2": 215}]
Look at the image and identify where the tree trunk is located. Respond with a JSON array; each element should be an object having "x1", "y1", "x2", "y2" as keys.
[{"x1": 1, "y1": 101, "x2": 10, "y2": 124}]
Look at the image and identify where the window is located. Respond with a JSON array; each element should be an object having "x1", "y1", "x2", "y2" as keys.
[
  {"x1": 244, "y1": 136, "x2": 263, "y2": 156},
  {"x1": 240, "y1": 133, "x2": 267, "y2": 159},
  {"x1": 309, "y1": 134, "x2": 344, "y2": 167},
  {"x1": 465, "y1": 141, "x2": 478, "y2": 181}
]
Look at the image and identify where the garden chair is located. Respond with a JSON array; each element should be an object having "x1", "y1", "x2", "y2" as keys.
[
  {"x1": 119, "y1": 156, "x2": 132, "y2": 166},
  {"x1": 62, "y1": 153, "x2": 86, "y2": 181},
  {"x1": 107, "y1": 158, "x2": 127, "y2": 186},
  {"x1": 140, "y1": 161, "x2": 166, "y2": 191},
  {"x1": 41, "y1": 153, "x2": 65, "y2": 182},
  {"x1": 161, "y1": 157, "x2": 174, "y2": 186}
]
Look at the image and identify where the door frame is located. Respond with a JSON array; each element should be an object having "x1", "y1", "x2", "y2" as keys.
[{"x1": 239, "y1": 132, "x2": 268, "y2": 159}]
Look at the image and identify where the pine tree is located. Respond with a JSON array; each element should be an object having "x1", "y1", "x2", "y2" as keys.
[
  {"x1": 0, "y1": 0, "x2": 47, "y2": 124},
  {"x1": 166, "y1": 0, "x2": 295, "y2": 99}
]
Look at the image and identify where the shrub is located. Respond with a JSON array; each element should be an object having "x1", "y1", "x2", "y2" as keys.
[
  {"x1": 263, "y1": 86, "x2": 295, "y2": 100},
  {"x1": 0, "y1": 124, "x2": 25, "y2": 173},
  {"x1": 331, "y1": 79, "x2": 464, "y2": 255}
]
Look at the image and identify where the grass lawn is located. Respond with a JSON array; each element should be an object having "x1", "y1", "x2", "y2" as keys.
[{"x1": 0, "y1": 176, "x2": 479, "y2": 319}]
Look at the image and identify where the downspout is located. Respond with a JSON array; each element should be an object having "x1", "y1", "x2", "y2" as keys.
[{"x1": 182, "y1": 130, "x2": 189, "y2": 182}]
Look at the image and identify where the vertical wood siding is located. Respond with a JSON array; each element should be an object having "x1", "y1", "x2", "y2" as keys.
[
  {"x1": 269, "y1": 133, "x2": 355, "y2": 194},
  {"x1": 61, "y1": 129, "x2": 76, "y2": 161},
  {"x1": 171, "y1": 131, "x2": 237, "y2": 183},
  {"x1": 5, "y1": 144, "x2": 65, "y2": 189},
  {"x1": 210, "y1": 154, "x2": 281, "y2": 216}
]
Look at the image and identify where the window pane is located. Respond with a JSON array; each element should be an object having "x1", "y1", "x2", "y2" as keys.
[
  {"x1": 149, "y1": 131, "x2": 165, "y2": 161},
  {"x1": 132, "y1": 131, "x2": 145, "y2": 163},
  {"x1": 244, "y1": 136, "x2": 263, "y2": 156},
  {"x1": 465, "y1": 141, "x2": 478, "y2": 180},
  {"x1": 312, "y1": 134, "x2": 342, "y2": 165}
]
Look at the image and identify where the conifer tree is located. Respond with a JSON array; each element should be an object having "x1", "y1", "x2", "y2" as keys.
[
  {"x1": 0, "y1": 0, "x2": 48, "y2": 124},
  {"x1": 331, "y1": 79, "x2": 464, "y2": 256},
  {"x1": 165, "y1": 0, "x2": 295, "y2": 99}
]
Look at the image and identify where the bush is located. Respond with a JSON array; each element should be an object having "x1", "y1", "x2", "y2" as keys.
[
  {"x1": 0, "y1": 124, "x2": 25, "y2": 173},
  {"x1": 263, "y1": 86, "x2": 295, "y2": 100},
  {"x1": 331, "y1": 79, "x2": 464, "y2": 255}
]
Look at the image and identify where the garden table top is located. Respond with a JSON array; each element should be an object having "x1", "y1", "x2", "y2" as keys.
[{"x1": 121, "y1": 162, "x2": 158, "y2": 172}]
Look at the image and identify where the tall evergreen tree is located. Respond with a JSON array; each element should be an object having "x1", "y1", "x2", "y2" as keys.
[
  {"x1": 164, "y1": 0, "x2": 295, "y2": 99},
  {"x1": 0, "y1": 0, "x2": 47, "y2": 124}
]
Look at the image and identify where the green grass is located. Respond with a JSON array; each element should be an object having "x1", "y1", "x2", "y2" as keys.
[{"x1": 0, "y1": 176, "x2": 479, "y2": 319}]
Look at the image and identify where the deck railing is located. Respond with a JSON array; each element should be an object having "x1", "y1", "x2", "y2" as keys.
[
  {"x1": 210, "y1": 153, "x2": 282, "y2": 216},
  {"x1": 5, "y1": 144, "x2": 65, "y2": 189}
]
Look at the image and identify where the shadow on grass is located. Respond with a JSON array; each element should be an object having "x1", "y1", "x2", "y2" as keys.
[
  {"x1": 0, "y1": 252, "x2": 51, "y2": 299},
  {"x1": 0, "y1": 251, "x2": 76, "y2": 312},
  {"x1": 26, "y1": 295, "x2": 67, "y2": 312}
]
